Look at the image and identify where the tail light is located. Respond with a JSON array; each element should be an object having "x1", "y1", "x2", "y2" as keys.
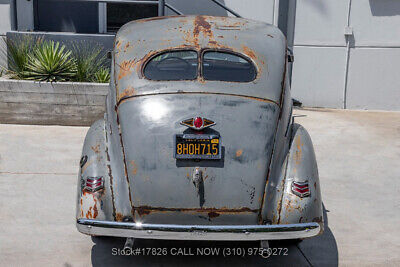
[
  {"x1": 84, "y1": 176, "x2": 104, "y2": 192},
  {"x1": 291, "y1": 181, "x2": 310, "y2": 198}
]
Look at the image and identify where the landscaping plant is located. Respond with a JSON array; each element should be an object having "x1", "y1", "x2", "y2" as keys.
[
  {"x1": 23, "y1": 40, "x2": 77, "y2": 82},
  {"x1": 1, "y1": 37, "x2": 110, "y2": 83},
  {"x1": 72, "y1": 42, "x2": 108, "y2": 82},
  {"x1": 93, "y1": 67, "x2": 111, "y2": 83},
  {"x1": 1, "y1": 36, "x2": 40, "y2": 79}
]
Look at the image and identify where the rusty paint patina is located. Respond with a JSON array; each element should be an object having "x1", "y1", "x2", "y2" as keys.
[{"x1": 76, "y1": 15, "x2": 322, "y2": 240}]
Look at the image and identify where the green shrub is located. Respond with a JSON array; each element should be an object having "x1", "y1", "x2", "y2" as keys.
[
  {"x1": 23, "y1": 40, "x2": 77, "y2": 82},
  {"x1": 1, "y1": 36, "x2": 40, "y2": 79},
  {"x1": 2, "y1": 37, "x2": 110, "y2": 82},
  {"x1": 72, "y1": 41, "x2": 107, "y2": 82},
  {"x1": 93, "y1": 67, "x2": 111, "y2": 83}
]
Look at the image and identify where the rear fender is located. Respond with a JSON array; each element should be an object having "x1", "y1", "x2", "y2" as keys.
[
  {"x1": 76, "y1": 119, "x2": 114, "y2": 222},
  {"x1": 278, "y1": 123, "x2": 323, "y2": 231}
]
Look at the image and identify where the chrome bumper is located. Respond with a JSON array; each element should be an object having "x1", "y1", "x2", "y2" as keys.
[{"x1": 77, "y1": 219, "x2": 321, "y2": 241}]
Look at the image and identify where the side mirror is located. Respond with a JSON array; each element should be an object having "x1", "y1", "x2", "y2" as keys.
[{"x1": 287, "y1": 48, "x2": 294, "y2": 63}]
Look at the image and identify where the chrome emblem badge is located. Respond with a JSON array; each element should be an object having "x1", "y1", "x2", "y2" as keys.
[{"x1": 180, "y1": 117, "x2": 216, "y2": 131}]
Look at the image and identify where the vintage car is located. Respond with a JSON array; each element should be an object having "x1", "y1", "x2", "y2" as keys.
[{"x1": 76, "y1": 15, "x2": 323, "y2": 247}]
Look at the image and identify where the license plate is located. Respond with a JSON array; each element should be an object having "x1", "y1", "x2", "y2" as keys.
[{"x1": 174, "y1": 134, "x2": 221, "y2": 160}]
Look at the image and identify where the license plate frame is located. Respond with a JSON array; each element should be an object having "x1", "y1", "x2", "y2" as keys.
[{"x1": 174, "y1": 134, "x2": 221, "y2": 160}]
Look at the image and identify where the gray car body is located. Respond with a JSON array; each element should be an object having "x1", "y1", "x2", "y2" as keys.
[{"x1": 76, "y1": 15, "x2": 323, "y2": 239}]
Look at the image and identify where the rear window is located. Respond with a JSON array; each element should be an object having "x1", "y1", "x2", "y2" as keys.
[
  {"x1": 202, "y1": 51, "x2": 256, "y2": 82},
  {"x1": 144, "y1": 50, "x2": 198, "y2": 80}
]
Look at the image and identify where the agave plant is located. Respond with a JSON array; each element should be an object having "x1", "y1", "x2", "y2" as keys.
[
  {"x1": 23, "y1": 40, "x2": 77, "y2": 82},
  {"x1": 93, "y1": 67, "x2": 111, "y2": 83},
  {"x1": 72, "y1": 41, "x2": 107, "y2": 82},
  {"x1": 1, "y1": 35, "x2": 40, "y2": 79}
]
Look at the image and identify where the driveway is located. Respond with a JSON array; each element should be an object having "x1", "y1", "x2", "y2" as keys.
[{"x1": 0, "y1": 108, "x2": 399, "y2": 266}]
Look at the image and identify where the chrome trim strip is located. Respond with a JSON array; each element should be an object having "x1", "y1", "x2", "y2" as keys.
[{"x1": 77, "y1": 219, "x2": 320, "y2": 241}]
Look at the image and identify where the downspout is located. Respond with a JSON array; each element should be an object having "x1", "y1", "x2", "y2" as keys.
[
  {"x1": 273, "y1": 0, "x2": 280, "y2": 26},
  {"x1": 343, "y1": 0, "x2": 353, "y2": 109}
]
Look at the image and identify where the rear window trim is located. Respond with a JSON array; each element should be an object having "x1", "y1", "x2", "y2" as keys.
[
  {"x1": 142, "y1": 48, "x2": 258, "y2": 82},
  {"x1": 142, "y1": 48, "x2": 200, "y2": 81},
  {"x1": 200, "y1": 48, "x2": 258, "y2": 83}
]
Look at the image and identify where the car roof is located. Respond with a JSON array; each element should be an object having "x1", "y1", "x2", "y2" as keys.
[{"x1": 113, "y1": 15, "x2": 286, "y2": 105}]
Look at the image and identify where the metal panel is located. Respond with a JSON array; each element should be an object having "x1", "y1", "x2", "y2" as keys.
[
  {"x1": 350, "y1": 0, "x2": 400, "y2": 46},
  {"x1": 16, "y1": 0, "x2": 34, "y2": 31},
  {"x1": 292, "y1": 0, "x2": 348, "y2": 46},
  {"x1": 223, "y1": 0, "x2": 275, "y2": 23},
  {"x1": 114, "y1": 16, "x2": 286, "y2": 104},
  {"x1": 0, "y1": 0, "x2": 11, "y2": 35},
  {"x1": 165, "y1": 0, "x2": 275, "y2": 24},
  {"x1": 118, "y1": 94, "x2": 279, "y2": 224},
  {"x1": 346, "y1": 48, "x2": 400, "y2": 111},
  {"x1": 291, "y1": 46, "x2": 346, "y2": 108}
]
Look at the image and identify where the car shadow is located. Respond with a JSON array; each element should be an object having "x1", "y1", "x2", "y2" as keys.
[{"x1": 90, "y1": 204, "x2": 337, "y2": 267}]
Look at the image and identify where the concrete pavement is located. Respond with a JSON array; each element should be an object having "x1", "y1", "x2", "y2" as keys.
[{"x1": 0, "y1": 108, "x2": 399, "y2": 266}]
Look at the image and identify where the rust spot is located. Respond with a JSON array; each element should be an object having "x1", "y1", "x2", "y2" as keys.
[
  {"x1": 208, "y1": 212, "x2": 220, "y2": 219},
  {"x1": 295, "y1": 135, "x2": 303, "y2": 165},
  {"x1": 86, "y1": 206, "x2": 93, "y2": 219},
  {"x1": 117, "y1": 59, "x2": 138, "y2": 80},
  {"x1": 132, "y1": 206, "x2": 258, "y2": 216},
  {"x1": 105, "y1": 141, "x2": 117, "y2": 221},
  {"x1": 115, "y1": 213, "x2": 124, "y2": 222},
  {"x1": 130, "y1": 160, "x2": 138, "y2": 175},
  {"x1": 93, "y1": 199, "x2": 98, "y2": 218},
  {"x1": 241, "y1": 45, "x2": 257, "y2": 61},
  {"x1": 235, "y1": 149, "x2": 243, "y2": 157},
  {"x1": 123, "y1": 42, "x2": 134, "y2": 53},
  {"x1": 91, "y1": 144, "x2": 100, "y2": 154},
  {"x1": 136, "y1": 207, "x2": 151, "y2": 216},
  {"x1": 272, "y1": 213, "x2": 278, "y2": 223},
  {"x1": 183, "y1": 15, "x2": 219, "y2": 48},
  {"x1": 119, "y1": 86, "x2": 135, "y2": 99}
]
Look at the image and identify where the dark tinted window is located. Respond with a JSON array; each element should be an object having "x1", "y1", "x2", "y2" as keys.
[
  {"x1": 202, "y1": 51, "x2": 256, "y2": 82},
  {"x1": 107, "y1": 3, "x2": 157, "y2": 32},
  {"x1": 144, "y1": 51, "x2": 198, "y2": 80}
]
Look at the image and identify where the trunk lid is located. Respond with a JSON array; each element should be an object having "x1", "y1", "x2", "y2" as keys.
[{"x1": 118, "y1": 93, "x2": 279, "y2": 224}]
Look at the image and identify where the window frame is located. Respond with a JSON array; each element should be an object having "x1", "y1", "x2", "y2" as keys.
[
  {"x1": 142, "y1": 48, "x2": 258, "y2": 82},
  {"x1": 142, "y1": 48, "x2": 200, "y2": 81},
  {"x1": 200, "y1": 48, "x2": 258, "y2": 83}
]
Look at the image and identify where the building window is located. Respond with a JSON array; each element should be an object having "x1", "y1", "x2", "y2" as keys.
[
  {"x1": 106, "y1": 3, "x2": 158, "y2": 33},
  {"x1": 33, "y1": 1, "x2": 158, "y2": 34}
]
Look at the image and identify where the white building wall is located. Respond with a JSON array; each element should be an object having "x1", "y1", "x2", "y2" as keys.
[
  {"x1": 346, "y1": 0, "x2": 400, "y2": 110},
  {"x1": 291, "y1": 0, "x2": 400, "y2": 111},
  {"x1": 0, "y1": 0, "x2": 11, "y2": 36},
  {"x1": 0, "y1": 0, "x2": 11, "y2": 70}
]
